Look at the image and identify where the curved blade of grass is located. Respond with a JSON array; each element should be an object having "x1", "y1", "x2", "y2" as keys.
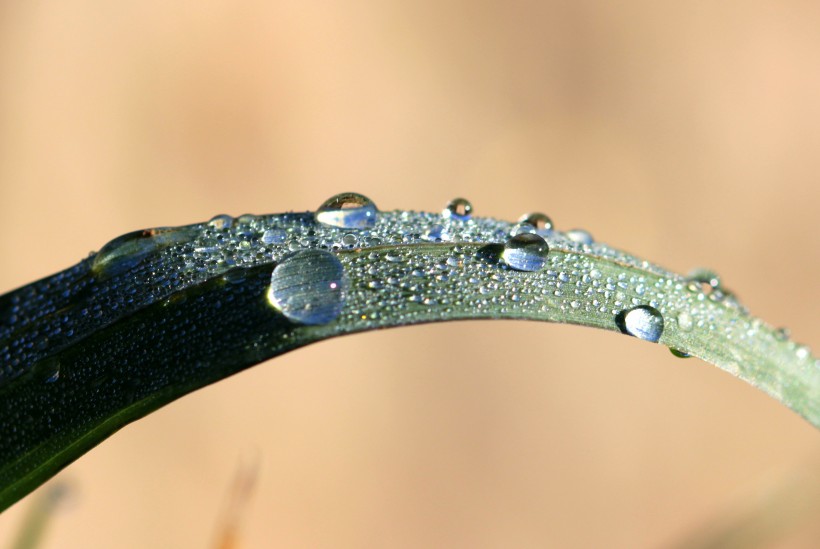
[{"x1": 0, "y1": 205, "x2": 817, "y2": 512}]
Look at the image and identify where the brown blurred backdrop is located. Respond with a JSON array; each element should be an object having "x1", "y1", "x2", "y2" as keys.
[{"x1": 1, "y1": 2, "x2": 819, "y2": 548}]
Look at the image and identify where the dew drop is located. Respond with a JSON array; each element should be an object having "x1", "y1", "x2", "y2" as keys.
[
  {"x1": 315, "y1": 192, "x2": 378, "y2": 229},
  {"x1": 91, "y1": 229, "x2": 165, "y2": 278},
  {"x1": 509, "y1": 222, "x2": 537, "y2": 237},
  {"x1": 565, "y1": 229, "x2": 594, "y2": 245},
  {"x1": 34, "y1": 357, "x2": 61, "y2": 384},
  {"x1": 262, "y1": 228, "x2": 288, "y2": 245},
  {"x1": 267, "y1": 250, "x2": 347, "y2": 325},
  {"x1": 687, "y1": 268, "x2": 721, "y2": 292},
  {"x1": 501, "y1": 233, "x2": 550, "y2": 272},
  {"x1": 518, "y1": 212, "x2": 553, "y2": 232},
  {"x1": 442, "y1": 198, "x2": 473, "y2": 221},
  {"x1": 669, "y1": 348, "x2": 691, "y2": 358},
  {"x1": 424, "y1": 224, "x2": 451, "y2": 242},
  {"x1": 617, "y1": 305, "x2": 664, "y2": 342},
  {"x1": 677, "y1": 312, "x2": 694, "y2": 332},
  {"x1": 208, "y1": 214, "x2": 234, "y2": 230}
]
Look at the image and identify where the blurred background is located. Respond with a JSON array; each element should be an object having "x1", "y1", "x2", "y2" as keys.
[{"x1": 1, "y1": 1, "x2": 819, "y2": 547}]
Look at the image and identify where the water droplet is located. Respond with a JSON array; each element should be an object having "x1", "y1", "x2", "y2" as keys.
[
  {"x1": 565, "y1": 229, "x2": 594, "y2": 245},
  {"x1": 774, "y1": 327, "x2": 791, "y2": 341},
  {"x1": 677, "y1": 312, "x2": 694, "y2": 332},
  {"x1": 341, "y1": 233, "x2": 358, "y2": 247},
  {"x1": 91, "y1": 229, "x2": 168, "y2": 278},
  {"x1": 208, "y1": 214, "x2": 234, "y2": 230},
  {"x1": 501, "y1": 234, "x2": 550, "y2": 272},
  {"x1": 518, "y1": 212, "x2": 553, "y2": 232},
  {"x1": 34, "y1": 357, "x2": 61, "y2": 383},
  {"x1": 442, "y1": 198, "x2": 473, "y2": 221},
  {"x1": 267, "y1": 250, "x2": 346, "y2": 325},
  {"x1": 315, "y1": 192, "x2": 378, "y2": 229},
  {"x1": 509, "y1": 222, "x2": 537, "y2": 237},
  {"x1": 617, "y1": 305, "x2": 664, "y2": 342},
  {"x1": 687, "y1": 268, "x2": 721, "y2": 292},
  {"x1": 424, "y1": 224, "x2": 450, "y2": 242},
  {"x1": 669, "y1": 348, "x2": 691, "y2": 358},
  {"x1": 262, "y1": 228, "x2": 288, "y2": 245}
]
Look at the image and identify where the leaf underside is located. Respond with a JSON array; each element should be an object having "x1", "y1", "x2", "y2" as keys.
[{"x1": 0, "y1": 206, "x2": 816, "y2": 512}]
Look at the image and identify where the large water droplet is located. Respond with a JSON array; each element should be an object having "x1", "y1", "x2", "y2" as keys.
[
  {"x1": 262, "y1": 228, "x2": 288, "y2": 245},
  {"x1": 315, "y1": 192, "x2": 378, "y2": 229},
  {"x1": 442, "y1": 198, "x2": 473, "y2": 221},
  {"x1": 501, "y1": 234, "x2": 550, "y2": 272},
  {"x1": 267, "y1": 250, "x2": 346, "y2": 325},
  {"x1": 617, "y1": 305, "x2": 664, "y2": 342},
  {"x1": 92, "y1": 230, "x2": 158, "y2": 277}
]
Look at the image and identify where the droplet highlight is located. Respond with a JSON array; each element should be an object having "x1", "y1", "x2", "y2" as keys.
[
  {"x1": 267, "y1": 250, "x2": 347, "y2": 325},
  {"x1": 315, "y1": 192, "x2": 378, "y2": 229},
  {"x1": 501, "y1": 234, "x2": 550, "y2": 272},
  {"x1": 442, "y1": 198, "x2": 473, "y2": 221},
  {"x1": 617, "y1": 305, "x2": 664, "y2": 343}
]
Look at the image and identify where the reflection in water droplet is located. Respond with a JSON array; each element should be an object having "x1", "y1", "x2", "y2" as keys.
[
  {"x1": 617, "y1": 305, "x2": 664, "y2": 342},
  {"x1": 208, "y1": 214, "x2": 234, "y2": 230},
  {"x1": 267, "y1": 250, "x2": 346, "y2": 325},
  {"x1": 566, "y1": 229, "x2": 594, "y2": 245},
  {"x1": 519, "y1": 212, "x2": 553, "y2": 232},
  {"x1": 669, "y1": 348, "x2": 691, "y2": 358},
  {"x1": 35, "y1": 357, "x2": 61, "y2": 384},
  {"x1": 442, "y1": 198, "x2": 473, "y2": 221},
  {"x1": 502, "y1": 234, "x2": 549, "y2": 272},
  {"x1": 315, "y1": 192, "x2": 378, "y2": 229}
]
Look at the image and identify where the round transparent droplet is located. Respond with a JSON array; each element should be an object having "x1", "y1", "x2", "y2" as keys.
[
  {"x1": 501, "y1": 233, "x2": 550, "y2": 272},
  {"x1": 669, "y1": 348, "x2": 691, "y2": 358},
  {"x1": 442, "y1": 197, "x2": 473, "y2": 221},
  {"x1": 565, "y1": 229, "x2": 594, "y2": 245},
  {"x1": 518, "y1": 212, "x2": 553, "y2": 232},
  {"x1": 262, "y1": 228, "x2": 288, "y2": 245},
  {"x1": 208, "y1": 214, "x2": 234, "y2": 230},
  {"x1": 687, "y1": 268, "x2": 721, "y2": 292},
  {"x1": 268, "y1": 250, "x2": 347, "y2": 325},
  {"x1": 315, "y1": 192, "x2": 378, "y2": 229},
  {"x1": 617, "y1": 305, "x2": 664, "y2": 343}
]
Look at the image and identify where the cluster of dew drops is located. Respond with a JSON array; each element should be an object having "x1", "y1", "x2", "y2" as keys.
[
  {"x1": 2, "y1": 191, "x2": 815, "y2": 387},
  {"x1": 251, "y1": 192, "x2": 814, "y2": 365}
]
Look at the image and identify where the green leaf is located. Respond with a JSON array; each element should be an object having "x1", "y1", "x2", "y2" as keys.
[{"x1": 0, "y1": 197, "x2": 817, "y2": 512}]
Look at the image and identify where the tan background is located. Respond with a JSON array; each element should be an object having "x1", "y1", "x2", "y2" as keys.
[{"x1": 1, "y1": 1, "x2": 819, "y2": 548}]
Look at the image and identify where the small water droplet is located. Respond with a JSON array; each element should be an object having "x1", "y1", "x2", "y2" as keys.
[
  {"x1": 341, "y1": 233, "x2": 358, "y2": 247},
  {"x1": 262, "y1": 228, "x2": 288, "y2": 245},
  {"x1": 267, "y1": 250, "x2": 347, "y2": 325},
  {"x1": 774, "y1": 327, "x2": 791, "y2": 341},
  {"x1": 208, "y1": 214, "x2": 234, "y2": 230},
  {"x1": 677, "y1": 312, "x2": 694, "y2": 332},
  {"x1": 669, "y1": 348, "x2": 691, "y2": 358},
  {"x1": 617, "y1": 305, "x2": 664, "y2": 342},
  {"x1": 34, "y1": 357, "x2": 61, "y2": 384},
  {"x1": 687, "y1": 268, "x2": 721, "y2": 292},
  {"x1": 315, "y1": 192, "x2": 378, "y2": 229},
  {"x1": 442, "y1": 198, "x2": 473, "y2": 221},
  {"x1": 501, "y1": 234, "x2": 550, "y2": 272},
  {"x1": 565, "y1": 229, "x2": 594, "y2": 245},
  {"x1": 518, "y1": 212, "x2": 553, "y2": 232}
]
